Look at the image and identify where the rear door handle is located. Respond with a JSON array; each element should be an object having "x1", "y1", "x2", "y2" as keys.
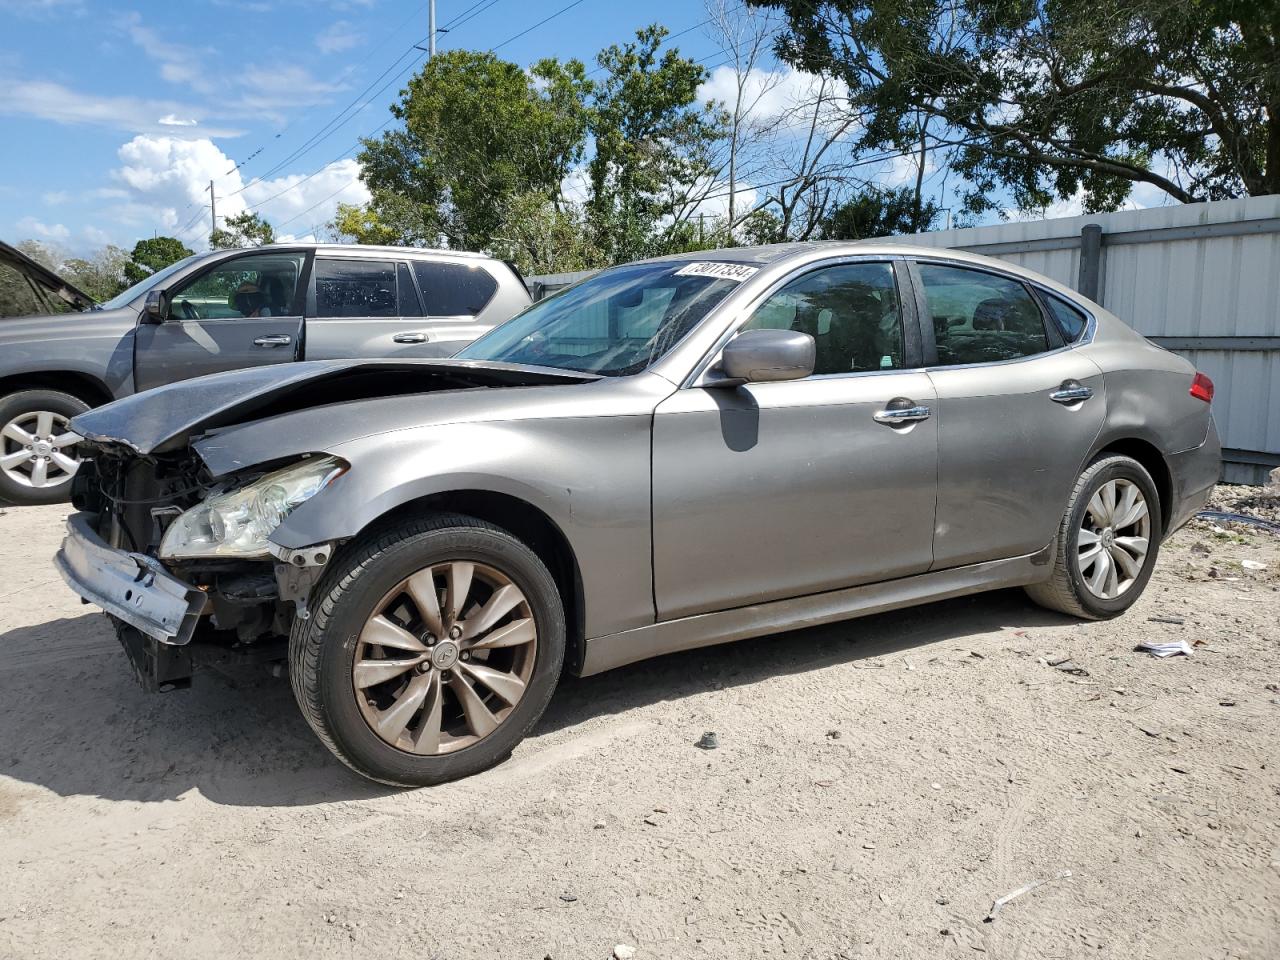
[
  {"x1": 253, "y1": 334, "x2": 292, "y2": 348},
  {"x1": 873, "y1": 404, "x2": 932, "y2": 426},
  {"x1": 1049, "y1": 383, "x2": 1093, "y2": 404},
  {"x1": 392, "y1": 332, "x2": 428, "y2": 344}
]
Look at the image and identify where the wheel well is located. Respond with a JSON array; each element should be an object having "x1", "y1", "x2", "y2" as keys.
[
  {"x1": 373, "y1": 491, "x2": 587, "y2": 675},
  {"x1": 0, "y1": 372, "x2": 112, "y2": 408},
  {"x1": 1094, "y1": 438, "x2": 1173, "y2": 532}
]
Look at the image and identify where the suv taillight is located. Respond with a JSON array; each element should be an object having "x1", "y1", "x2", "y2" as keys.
[{"x1": 1190, "y1": 372, "x2": 1214, "y2": 403}]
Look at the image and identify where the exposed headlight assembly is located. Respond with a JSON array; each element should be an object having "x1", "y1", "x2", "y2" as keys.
[{"x1": 159, "y1": 456, "x2": 346, "y2": 560}]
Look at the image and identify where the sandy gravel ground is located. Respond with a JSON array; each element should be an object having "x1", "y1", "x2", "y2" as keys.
[{"x1": 0, "y1": 490, "x2": 1277, "y2": 960}]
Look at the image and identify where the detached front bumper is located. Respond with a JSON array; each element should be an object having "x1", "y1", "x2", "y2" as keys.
[{"x1": 54, "y1": 512, "x2": 208, "y2": 646}]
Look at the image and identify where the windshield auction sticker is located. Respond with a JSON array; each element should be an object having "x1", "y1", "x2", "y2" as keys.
[{"x1": 674, "y1": 262, "x2": 761, "y2": 282}]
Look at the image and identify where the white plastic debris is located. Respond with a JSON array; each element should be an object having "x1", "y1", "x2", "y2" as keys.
[
  {"x1": 1241, "y1": 559, "x2": 1267, "y2": 571},
  {"x1": 1135, "y1": 639, "x2": 1194, "y2": 658}
]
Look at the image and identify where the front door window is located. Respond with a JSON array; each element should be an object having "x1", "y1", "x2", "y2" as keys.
[{"x1": 168, "y1": 252, "x2": 305, "y2": 321}]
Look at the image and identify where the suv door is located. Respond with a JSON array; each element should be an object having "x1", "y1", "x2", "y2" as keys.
[
  {"x1": 409, "y1": 259, "x2": 502, "y2": 355},
  {"x1": 651, "y1": 259, "x2": 939, "y2": 620},
  {"x1": 304, "y1": 257, "x2": 445, "y2": 359},
  {"x1": 907, "y1": 259, "x2": 1106, "y2": 569},
  {"x1": 133, "y1": 250, "x2": 308, "y2": 392}
]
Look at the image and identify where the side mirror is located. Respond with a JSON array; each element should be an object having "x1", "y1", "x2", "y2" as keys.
[
  {"x1": 142, "y1": 289, "x2": 168, "y2": 324},
  {"x1": 714, "y1": 329, "x2": 815, "y2": 385}
]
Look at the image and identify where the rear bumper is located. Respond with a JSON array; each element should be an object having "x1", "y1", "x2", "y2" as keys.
[
  {"x1": 1165, "y1": 418, "x2": 1222, "y2": 536},
  {"x1": 54, "y1": 512, "x2": 207, "y2": 645}
]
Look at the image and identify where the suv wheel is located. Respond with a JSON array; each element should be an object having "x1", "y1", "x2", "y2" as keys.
[
  {"x1": 0, "y1": 389, "x2": 89, "y2": 506},
  {"x1": 289, "y1": 512, "x2": 565, "y2": 786},
  {"x1": 1025, "y1": 454, "x2": 1163, "y2": 619}
]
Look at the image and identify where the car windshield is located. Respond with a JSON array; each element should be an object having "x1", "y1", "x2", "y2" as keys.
[
  {"x1": 96, "y1": 254, "x2": 203, "y2": 311},
  {"x1": 456, "y1": 261, "x2": 749, "y2": 376}
]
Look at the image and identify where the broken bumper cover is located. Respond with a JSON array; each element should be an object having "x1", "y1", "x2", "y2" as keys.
[{"x1": 54, "y1": 512, "x2": 208, "y2": 646}]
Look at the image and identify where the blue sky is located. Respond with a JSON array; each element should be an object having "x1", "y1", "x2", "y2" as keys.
[{"x1": 0, "y1": 0, "x2": 743, "y2": 253}]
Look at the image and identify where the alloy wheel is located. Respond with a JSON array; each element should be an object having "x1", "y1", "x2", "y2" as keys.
[
  {"x1": 0, "y1": 411, "x2": 80, "y2": 490},
  {"x1": 353, "y1": 560, "x2": 538, "y2": 755},
  {"x1": 1077, "y1": 478, "x2": 1151, "y2": 600}
]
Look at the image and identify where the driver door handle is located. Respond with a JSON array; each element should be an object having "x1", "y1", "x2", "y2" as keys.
[
  {"x1": 392, "y1": 332, "x2": 428, "y2": 344},
  {"x1": 253, "y1": 334, "x2": 292, "y2": 348},
  {"x1": 873, "y1": 404, "x2": 932, "y2": 425}
]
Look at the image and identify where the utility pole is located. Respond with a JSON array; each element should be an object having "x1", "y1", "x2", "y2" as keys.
[
  {"x1": 207, "y1": 180, "x2": 217, "y2": 236},
  {"x1": 428, "y1": 0, "x2": 435, "y2": 59}
]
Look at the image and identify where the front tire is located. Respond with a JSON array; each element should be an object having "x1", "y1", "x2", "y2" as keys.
[
  {"x1": 289, "y1": 512, "x2": 565, "y2": 787},
  {"x1": 1025, "y1": 454, "x2": 1163, "y2": 619},
  {"x1": 0, "y1": 389, "x2": 89, "y2": 506}
]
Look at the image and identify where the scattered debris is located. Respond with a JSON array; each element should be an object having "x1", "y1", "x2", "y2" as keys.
[
  {"x1": 1135, "y1": 639, "x2": 1194, "y2": 658},
  {"x1": 969, "y1": 651, "x2": 986, "y2": 659},
  {"x1": 1189, "y1": 541, "x2": 1212, "y2": 556},
  {"x1": 1219, "y1": 700, "x2": 1237, "y2": 707},
  {"x1": 558, "y1": 893, "x2": 578, "y2": 903},
  {"x1": 1136, "y1": 725, "x2": 1161, "y2": 739},
  {"x1": 1048, "y1": 656, "x2": 1090, "y2": 677},
  {"x1": 983, "y1": 870, "x2": 1072, "y2": 922},
  {"x1": 613, "y1": 944, "x2": 636, "y2": 960},
  {"x1": 862, "y1": 843, "x2": 876, "y2": 850},
  {"x1": 1170, "y1": 766, "x2": 1191, "y2": 775},
  {"x1": 1148, "y1": 615, "x2": 1186, "y2": 625},
  {"x1": 695, "y1": 732, "x2": 719, "y2": 750},
  {"x1": 593, "y1": 820, "x2": 606, "y2": 830},
  {"x1": 826, "y1": 729, "x2": 843, "y2": 740},
  {"x1": 1241, "y1": 559, "x2": 1267, "y2": 571},
  {"x1": 1197, "y1": 510, "x2": 1280, "y2": 533}
]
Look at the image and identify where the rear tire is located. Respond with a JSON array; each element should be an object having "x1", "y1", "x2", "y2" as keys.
[
  {"x1": 1025, "y1": 454, "x2": 1163, "y2": 619},
  {"x1": 0, "y1": 389, "x2": 89, "y2": 507},
  {"x1": 289, "y1": 512, "x2": 565, "y2": 787}
]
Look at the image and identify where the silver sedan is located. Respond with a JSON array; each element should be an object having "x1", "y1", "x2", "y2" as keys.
[{"x1": 58, "y1": 243, "x2": 1221, "y2": 786}]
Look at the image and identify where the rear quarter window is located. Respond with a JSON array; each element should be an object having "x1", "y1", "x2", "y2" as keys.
[
  {"x1": 1042, "y1": 292, "x2": 1090, "y2": 342},
  {"x1": 413, "y1": 261, "x2": 498, "y2": 317}
]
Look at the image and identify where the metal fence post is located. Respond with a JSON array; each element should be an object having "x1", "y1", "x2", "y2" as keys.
[{"x1": 1078, "y1": 224, "x2": 1104, "y2": 303}]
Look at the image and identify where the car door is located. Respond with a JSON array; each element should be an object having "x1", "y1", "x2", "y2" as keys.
[
  {"x1": 906, "y1": 259, "x2": 1106, "y2": 569},
  {"x1": 651, "y1": 259, "x2": 939, "y2": 621},
  {"x1": 408, "y1": 259, "x2": 502, "y2": 355},
  {"x1": 303, "y1": 257, "x2": 447, "y2": 359},
  {"x1": 133, "y1": 250, "x2": 308, "y2": 392}
]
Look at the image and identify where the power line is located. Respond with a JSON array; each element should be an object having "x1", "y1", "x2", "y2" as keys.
[{"x1": 491, "y1": 0, "x2": 588, "y2": 53}]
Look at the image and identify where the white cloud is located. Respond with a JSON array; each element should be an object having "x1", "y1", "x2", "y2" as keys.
[
  {"x1": 698, "y1": 65, "x2": 852, "y2": 135},
  {"x1": 110, "y1": 135, "x2": 370, "y2": 247},
  {"x1": 81, "y1": 225, "x2": 114, "y2": 247},
  {"x1": 159, "y1": 114, "x2": 198, "y2": 127},
  {"x1": 879, "y1": 152, "x2": 937, "y2": 188},
  {"x1": 43, "y1": 190, "x2": 70, "y2": 205},
  {"x1": 2, "y1": 79, "x2": 243, "y2": 137},
  {"x1": 316, "y1": 20, "x2": 365, "y2": 54},
  {"x1": 0, "y1": 0, "x2": 84, "y2": 17},
  {"x1": 16, "y1": 216, "x2": 70, "y2": 241}
]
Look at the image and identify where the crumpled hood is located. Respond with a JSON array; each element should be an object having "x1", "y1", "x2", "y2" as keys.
[{"x1": 71, "y1": 358, "x2": 599, "y2": 456}]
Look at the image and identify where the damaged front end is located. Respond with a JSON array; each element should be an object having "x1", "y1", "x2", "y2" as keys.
[{"x1": 58, "y1": 442, "x2": 343, "y2": 691}]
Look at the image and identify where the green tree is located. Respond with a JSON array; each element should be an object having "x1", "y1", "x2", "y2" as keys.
[
  {"x1": 357, "y1": 50, "x2": 592, "y2": 250},
  {"x1": 752, "y1": 0, "x2": 1279, "y2": 213},
  {"x1": 123, "y1": 236, "x2": 193, "y2": 285},
  {"x1": 586, "y1": 25, "x2": 727, "y2": 262},
  {"x1": 821, "y1": 187, "x2": 941, "y2": 240},
  {"x1": 210, "y1": 211, "x2": 275, "y2": 249},
  {"x1": 61, "y1": 245, "x2": 129, "y2": 302},
  {"x1": 486, "y1": 191, "x2": 606, "y2": 275}
]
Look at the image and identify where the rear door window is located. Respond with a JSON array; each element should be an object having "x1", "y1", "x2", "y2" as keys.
[
  {"x1": 413, "y1": 261, "x2": 497, "y2": 317},
  {"x1": 917, "y1": 263, "x2": 1050, "y2": 365},
  {"x1": 397, "y1": 262, "x2": 423, "y2": 317},
  {"x1": 314, "y1": 259, "x2": 398, "y2": 318}
]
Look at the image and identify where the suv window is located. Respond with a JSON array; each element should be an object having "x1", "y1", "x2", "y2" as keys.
[
  {"x1": 315, "y1": 259, "x2": 399, "y2": 318},
  {"x1": 414, "y1": 261, "x2": 497, "y2": 317},
  {"x1": 1042, "y1": 291, "x2": 1089, "y2": 342},
  {"x1": 919, "y1": 263, "x2": 1049, "y2": 365},
  {"x1": 169, "y1": 252, "x2": 305, "y2": 320},
  {"x1": 742, "y1": 262, "x2": 904, "y2": 374}
]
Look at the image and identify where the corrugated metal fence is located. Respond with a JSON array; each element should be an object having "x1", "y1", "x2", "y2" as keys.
[{"x1": 527, "y1": 195, "x2": 1280, "y2": 483}]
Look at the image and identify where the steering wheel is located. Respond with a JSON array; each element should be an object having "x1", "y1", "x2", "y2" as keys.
[{"x1": 179, "y1": 299, "x2": 201, "y2": 320}]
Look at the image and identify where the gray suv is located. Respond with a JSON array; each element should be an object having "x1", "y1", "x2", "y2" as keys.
[{"x1": 0, "y1": 244, "x2": 530, "y2": 505}]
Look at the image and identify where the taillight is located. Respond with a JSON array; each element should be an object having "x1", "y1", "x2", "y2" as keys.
[{"x1": 1190, "y1": 372, "x2": 1214, "y2": 403}]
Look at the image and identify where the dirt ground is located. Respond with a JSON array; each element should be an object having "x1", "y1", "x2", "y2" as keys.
[{"x1": 1, "y1": 488, "x2": 1277, "y2": 960}]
